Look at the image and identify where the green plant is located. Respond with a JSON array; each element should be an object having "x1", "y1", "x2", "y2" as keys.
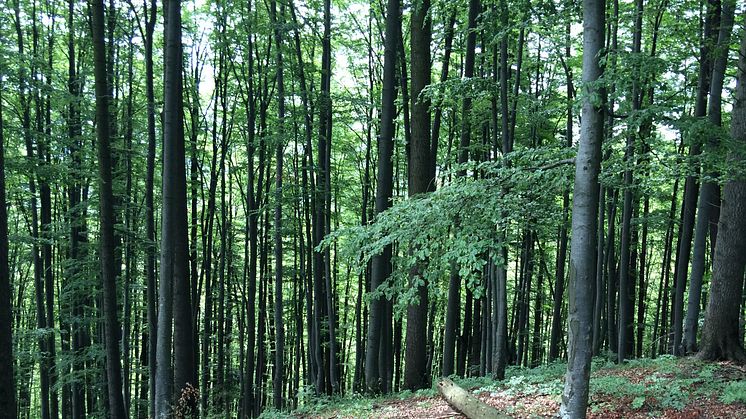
[{"x1": 721, "y1": 381, "x2": 746, "y2": 404}]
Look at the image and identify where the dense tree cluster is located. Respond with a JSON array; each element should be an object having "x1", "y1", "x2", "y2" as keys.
[{"x1": 0, "y1": 0, "x2": 745, "y2": 418}]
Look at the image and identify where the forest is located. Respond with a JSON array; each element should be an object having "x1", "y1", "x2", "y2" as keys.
[{"x1": 0, "y1": 0, "x2": 745, "y2": 417}]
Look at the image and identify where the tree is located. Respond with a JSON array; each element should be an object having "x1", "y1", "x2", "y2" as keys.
[
  {"x1": 404, "y1": 0, "x2": 433, "y2": 391},
  {"x1": 365, "y1": 0, "x2": 398, "y2": 394},
  {"x1": 0, "y1": 63, "x2": 17, "y2": 419},
  {"x1": 697, "y1": 16, "x2": 746, "y2": 363},
  {"x1": 155, "y1": 0, "x2": 195, "y2": 415},
  {"x1": 681, "y1": 0, "x2": 737, "y2": 355},
  {"x1": 560, "y1": 0, "x2": 605, "y2": 416},
  {"x1": 442, "y1": 0, "x2": 479, "y2": 378},
  {"x1": 674, "y1": 0, "x2": 717, "y2": 357},
  {"x1": 271, "y1": 0, "x2": 286, "y2": 409},
  {"x1": 89, "y1": 0, "x2": 127, "y2": 417}
]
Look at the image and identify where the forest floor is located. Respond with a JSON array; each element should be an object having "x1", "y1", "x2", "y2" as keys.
[{"x1": 285, "y1": 356, "x2": 746, "y2": 418}]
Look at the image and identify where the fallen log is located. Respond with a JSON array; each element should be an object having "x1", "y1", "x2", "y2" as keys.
[{"x1": 437, "y1": 378, "x2": 510, "y2": 419}]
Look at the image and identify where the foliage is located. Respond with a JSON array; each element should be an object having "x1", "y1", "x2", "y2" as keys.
[
  {"x1": 721, "y1": 381, "x2": 746, "y2": 404},
  {"x1": 323, "y1": 146, "x2": 574, "y2": 316}
]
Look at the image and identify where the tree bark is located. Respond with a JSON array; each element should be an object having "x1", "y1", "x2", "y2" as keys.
[
  {"x1": 365, "y1": 0, "x2": 398, "y2": 394},
  {"x1": 560, "y1": 0, "x2": 605, "y2": 416},
  {"x1": 0, "y1": 64, "x2": 17, "y2": 419},
  {"x1": 617, "y1": 0, "x2": 643, "y2": 363},
  {"x1": 90, "y1": 0, "x2": 127, "y2": 416},
  {"x1": 697, "y1": 19, "x2": 746, "y2": 364},
  {"x1": 682, "y1": 0, "x2": 736, "y2": 355},
  {"x1": 437, "y1": 378, "x2": 508, "y2": 419},
  {"x1": 404, "y1": 0, "x2": 432, "y2": 391},
  {"x1": 156, "y1": 0, "x2": 195, "y2": 415},
  {"x1": 442, "y1": 0, "x2": 479, "y2": 378},
  {"x1": 271, "y1": 0, "x2": 286, "y2": 409}
]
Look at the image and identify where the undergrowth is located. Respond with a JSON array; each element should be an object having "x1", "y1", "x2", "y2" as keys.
[{"x1": 277, "y1": 356, "x2": 745, "y2": 418}]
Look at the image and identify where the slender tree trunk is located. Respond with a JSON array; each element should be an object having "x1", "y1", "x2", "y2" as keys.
[
  {"x1": 240, "y1": 7, "x2": 258, "y2": 416},
  {"x1": 14, "y1": 3, "x2": 51, "y2": 417},
  {"x1": 551, "y1": 19, "x2": 573, "y2": 360},
  {"x1": 492, "y1": 0, "x2": 511, "y2": 381},
  {"x1": 560, "y1": 0, "x2": 604, "y2": 416},
  {"x1": 617, "y1": 0, "x2": 643, "y2": 363},
  {"x1": 672, "y1": 0, "x2": 716, "y2": 355},
  {"x1": 66, "y1": 1, "x2": 89, "y2": 415},
  {"x1": 442, "y1": 0, "x2": 479, "y2": 377},
  {"x1": 365, "y1": 0, "x2": 398, "y2": 394},
  {"x1": 0, "y1": 65, "x2": 17, "y2": 419},
  {"x1": 141, "y1": 0, "x2": 157, "y2": 416},
  {"x1": 271, "y1": 0, "x2": 286, "y2": 409},
  {"x1": 90, "y1": 0, "x2": 127, "y2": 416}
]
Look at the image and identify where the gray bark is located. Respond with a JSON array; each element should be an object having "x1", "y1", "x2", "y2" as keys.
[
  {"x1": 560, "y1": 0, "x2": 605, "y2": 416},
  {"x1": 682, "y1": 0, "x2": 736, "y2": 354},
  {"x1": 698, "y1": 22, "x2": 746, "y2": 362}
]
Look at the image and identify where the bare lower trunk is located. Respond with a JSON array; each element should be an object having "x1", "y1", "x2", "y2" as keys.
[
  {"x1": 560, "y1": 0, "x2": 605, "y2": 416},
  {"x1": 698, "y1": 24, "x2": 746, "y2": 364}
]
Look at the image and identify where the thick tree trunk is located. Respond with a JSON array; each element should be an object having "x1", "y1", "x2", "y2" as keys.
[
  {"x1": 404, "y1": 0, "x2": 432, "y2": 391},
  {"x1": 683, "y1": 0, "x2": 736, "y2": 355},
  {"x1": 156, "y1": 0, "x2": 195, "y2": 415},
  {"x1": 560, "y1": 0, "x2": 604, "y2": 416},
  {"x1": 698, "y1": 22, "x2": 746, "y2": 364}
]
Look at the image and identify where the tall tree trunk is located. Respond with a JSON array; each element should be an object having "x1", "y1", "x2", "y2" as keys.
[
  {"x1": 551, "y1": 18, "x2": 573, "y2": 361},
  {"x1": 156, "y1": 0, "x2": 195, "y2": 415},
  {"x1": 404, "y1": 0, "x2": 432, "y2": 391},
  {"x1": 560, "y1": 0, "x2": 605, "y2": 416},
  {"x1": 617, "y1": 0, "x2": 643, "y2": 363},
  {"x1": 66, "y1": 0, "x2": 89, "y2": 415},
  {"x1": 698, "y1": 25, "x2": 746, "y2": 362},
  {"x1": 240, "y1": 6, "x2": 258, "y2": 416},
  {"x1": 13, "y1": 2, "x2": 51, "y2": 417},
  {"x1": 271, "y1": 0, "x2": 286, "y2": 409},
  {"x1": 142, "y1": 0, "x2": 157, "y2": 416},
  {"x1": 90, "y1": 0, "x2": 127, "y2": 416},
  {"x1": 442, "y1": 0, "x2": 479, "y2": 378},
  {"x1": 365, "y1": 0, "x2": 398, "y2": 394},
  {"x1": 682, "y1": 0, "x2": 736, "y2": 354},
  {"x1": 672, "y1": 0, "x2": 716, "y2": 356},
  {"x1": 0, "y1": 64, "x2": 17, "y2": 419},
  {"x1": 492, "y1": 0, "x2": 511, "y2": 381}
]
